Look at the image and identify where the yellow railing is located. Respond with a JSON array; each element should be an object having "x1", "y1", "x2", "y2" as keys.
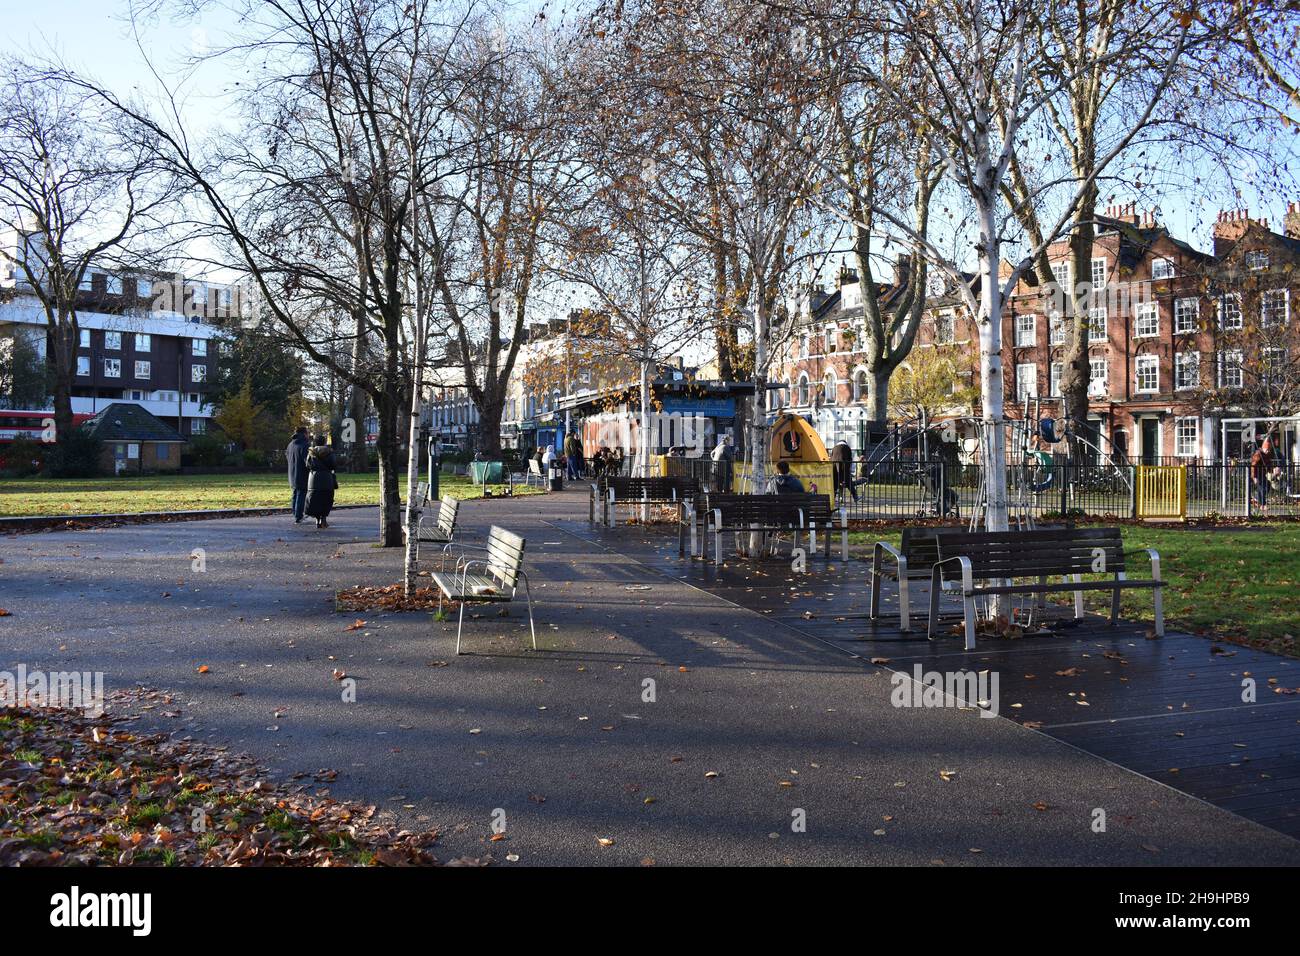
[{"x1": 1135, "y1": 464, "x2": 1186, "y2": 520}]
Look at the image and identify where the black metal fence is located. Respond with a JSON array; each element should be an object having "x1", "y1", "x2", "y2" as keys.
[{"x1": 655, "y1": 453, "x2": 1297, "y2": 520}]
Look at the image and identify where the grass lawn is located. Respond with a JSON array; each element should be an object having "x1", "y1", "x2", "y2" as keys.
[
  {"x1": 0, "y1": 471, "x2": 539, "y2": 518},
  {"x1": 850, "y1": 524, "x2": 1300, "y2": 657}
]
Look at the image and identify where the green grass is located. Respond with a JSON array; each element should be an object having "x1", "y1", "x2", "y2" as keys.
[
  {"x1": 0, "y1": 471, "x2": 539, "y2": 517},
  {"x1": 850, "y1": 523, "x2": 1300, "y2": 657}
]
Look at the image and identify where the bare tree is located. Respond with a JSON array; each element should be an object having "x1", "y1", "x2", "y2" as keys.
[
  {"x1": 784, "y1": 0, "x2": 1193, "y2": 536},
  {"x1": 0, "y1": 60, "x2": 176, "y2": 446},
  {"x1": 74, "y1": 0, "x2": 478, "y2": 546}
]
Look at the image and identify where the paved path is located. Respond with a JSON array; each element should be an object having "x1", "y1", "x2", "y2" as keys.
[
  {"x1": 563, "y1": 511, "x2": 1300, "y2": 841},
  {"x1": 1, "y1": 490, "x2": 1297, "y2": 865}
]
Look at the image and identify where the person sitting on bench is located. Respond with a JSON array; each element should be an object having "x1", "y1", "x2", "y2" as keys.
[{"x1": 772, "y1": 460, "x2": 805, "y2": 494}]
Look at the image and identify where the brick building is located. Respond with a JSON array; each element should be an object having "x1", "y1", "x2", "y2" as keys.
[
  {"x1": 0, "y1": 245, "x2": 225, "y2": 440},
  {"x1": 776, "y1": 203, "x2": 1300, "y2": 464}
]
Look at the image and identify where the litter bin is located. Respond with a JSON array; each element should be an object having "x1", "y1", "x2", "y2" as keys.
[
  {"x1": 548, "y1": 464, "x2": 563, "y2": 492},
  {"x1": 470, "y1": 460, "x2": 504, "y2": 485}
]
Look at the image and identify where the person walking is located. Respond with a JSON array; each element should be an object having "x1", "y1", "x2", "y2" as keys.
[
  {"x1": 711, "y1": 434, "x2": 733, "y2": 492},
  {"x1": 286, "y1": 426, "x2": 310, "y2": 524},
  {"x1": 305, "y1": 434, "x2": 338, "y2": 528},
  {"x1": 565, "y1": 431, "x2": 584, "y2": 480},
  {"x1": 830, "y1": 439, "x2": 857, "y2": 503},
  {"x1": 1250, "y1": 434, "x2": 1276, "y2": 511}
]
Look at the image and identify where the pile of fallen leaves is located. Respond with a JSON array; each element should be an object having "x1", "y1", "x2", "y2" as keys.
[
  {"x1": 0, "y1": 706, "x2": 485, "y2": 866},
  {"x1": 335, "y1": 583, "x2": 457, "y2": 613}
]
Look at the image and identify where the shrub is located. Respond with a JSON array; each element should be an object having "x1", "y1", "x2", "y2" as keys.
[
  {"x1": 242, "y1": 448, "x2": 265, "y2": 469},
  {"x1": 185, "y1": 433, "x2": 228, "y2": 467},
  {"x1": 0, "y1": 436, "x2": 46, "y2": 477},
  {"x1": 45, "y1": 428, "x2": 102, "y2": 478}
]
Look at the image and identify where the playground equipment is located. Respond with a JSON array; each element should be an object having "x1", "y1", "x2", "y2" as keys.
[{"x1": 738, "y1": 413, "x2": 833, "y2": 494}]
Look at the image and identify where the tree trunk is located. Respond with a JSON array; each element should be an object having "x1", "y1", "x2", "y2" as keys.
[
  {"x1": 475, "y1": 393, "x2": 504, "y2": 456},
  {"x1": 977, "y1": 205, "x2": 1009, "y2": 536},
  {"x1": 49, "y1": 315, "x2": 75, "y2": 443},
  {"x1": 375, "y1": 387, "x2": 403, "y2": 547},
  {"x1": 1060, "y1": 196, "x2": 1098, "y2": 460},
  {"x1": 866, "y1": 369, "x2": 890, "y2": 423}
]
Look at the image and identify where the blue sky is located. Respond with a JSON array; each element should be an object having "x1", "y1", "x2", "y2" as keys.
[{"x1": 6, "y1": 1, "x2": 1296, "y2": 264}]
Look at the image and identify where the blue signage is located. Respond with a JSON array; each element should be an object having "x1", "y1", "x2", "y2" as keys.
[{"x1": 660, "y1": 398, "x2": 736, "y2": 417}]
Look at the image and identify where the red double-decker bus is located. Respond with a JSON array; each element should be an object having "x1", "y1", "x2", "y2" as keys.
[{"x1": 0, "y1": 409, "x2": 94, "y2": 444}]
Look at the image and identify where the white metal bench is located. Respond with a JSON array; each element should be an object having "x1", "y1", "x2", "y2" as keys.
[
  {"x1": 412, "y1": 495, "x2": 459, "y2": 561},
  {"x1": 432, "y1": 525, "x2": 537, "y2": 655}
]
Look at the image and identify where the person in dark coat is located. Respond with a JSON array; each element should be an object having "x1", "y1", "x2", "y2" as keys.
[
  {"x1": 286, "y1": 427, "x2": 310, "y2": 523},
  {"x1": 304, "y1": 435, "x2": 337, "y2": 528},
  {"x1": 830, "y1": 439, "x2": 857, "y2": 502}
]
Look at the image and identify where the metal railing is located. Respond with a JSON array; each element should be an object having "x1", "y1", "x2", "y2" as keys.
[{"x1": 653, "y1": 454, "x2": 1298, "y2": 521}]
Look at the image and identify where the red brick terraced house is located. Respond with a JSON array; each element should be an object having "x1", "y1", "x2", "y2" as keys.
[{"x1": 775, "y1": 204, "x2": 1300, "y2": 467}]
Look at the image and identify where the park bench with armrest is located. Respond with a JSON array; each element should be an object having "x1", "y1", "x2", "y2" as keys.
[
  {"x1": 869, "y1": 526, "x2": 972, "y2": 631},
  {"x1": 700, "y1": 492, "x2": 844, "y2": 565},
  {"x1": 410, "y1": 495, "x2": 460, "y2": 562},
  {"x1": 591, "y1": 475, "x2": 699, "y2": 526},
  {"x1": 431, "y1": 525, "x2": 536, "y2": 655},
  {"x1": 676, "y1": 494, "x2": 847, "y2": 561},
  {"x1": 925, "y1": 526, "x2": 1163, "y2": 651}
]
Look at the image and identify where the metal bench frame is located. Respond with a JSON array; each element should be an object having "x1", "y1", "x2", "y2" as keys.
[
  {"x1": 412, "y1": 495, "x2": 460, "y2": 563},
  {"x1": 591, "y1": 476, "x2": 699, "y2": 527},
  {"x1": 432, "y1": 525, "x2": 537, "y2": 655},
  {"x1": 923, "y1": 528, "x2": 1163, "y2": 651},
  {"x1": 698, "y1": 493, "x2": 846, "y2": 565}
]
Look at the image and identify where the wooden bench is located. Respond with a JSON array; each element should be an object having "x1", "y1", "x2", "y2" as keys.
[
  {"x1": 678, "y1": 492, "x2": 845, "y2": 561},
  {"x1": 591, "y1": 475, "x2": 699, "y2": 526},
  {"x1": 432, "y1": 525, "x2": 536, "y2": 655},
  {"x1": 926, "y1": 527, "x2": 1163, "y2": 650},
  {"x1": 700, "y1": 492, "x2": 843, "y2": 565},
  {"x1": 411, "y1": 495, "x2": 460, "y2": 562},
  {"x1": 869, "y1": 526, "x2": 972, "y2": 631}
]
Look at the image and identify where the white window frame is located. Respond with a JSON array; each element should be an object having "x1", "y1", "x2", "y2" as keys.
[
  {"x1": 1218, "y1": 294, "x2": 1243, "y2": 330},
  {"x1": 1174, "y1": 297, "x2": 1199, "y2": 334},
  {"x1": 822, "y1": 371, "x2": 837, "y2": 405},
  {"x1": 1134, "y1": 354, "x2": 1159, "y2": 393},
  {"x1": 934, "y1": 311, "x2": 955, "y2": 345},
  {"x1": 135, "y1": 333, "x2": 151, "y2": 352},
  {"x1": 1261, "y1": 288, "x2": 1289, "y2": 328},
  {"x1": 103, "y1": 358, "x2": 121, "y2": 378},
  {"x1": 191, "y1": 365, "x2": 207, "y2": 383},
  {"x1": 1246, "y1": 250, "x2": 1269, "y2": 271},
  {"x1": 1015, "y1": 363, "x2": 1038, "y2": 402},
  {"x1": 1134, "y1": 302, "x2": 1159, "y2": 338},
  {"x1": 78, "y1": 329, "x2": 90, "y2": 348},
  {"x1": 104, "y1": 331, "x2": 121, "y2": 351},
  {"x1": 1217, "y1": 349, "x2": 1244, "y2": 389},
  {"x1": 1088, "y1": 358, "x2": 1108, "y2": 398},
  {"x1": 1174, "y1": 351, "x2": 1200, "y2": 391},
  {"x1": 1014, "y1": 311, "x2": 1035, "y2": 347},
  {"x1": 192, "y1": 338, "x2": 207, "y2": 357},
  {"x1": 76, "y1": 355, "x2": 90, "y2": 376},
  {"x1": 1174, "y1": 417, "x2": 1198, "y2": 458},
  {"x1": 1088, "y1": 307, "x2": 1108, "y2": 343},
  {"x1": 1048, "y1": 311, "x2": 1065, "y2": 346},
  {"x1": 1049, "y1": 362, "x2": 1062, "y2": 397},
  {"x1": 1090, "y1": 257, "x2": 1107, "y2": 290},
  {"x1": 1150, "y1": 257, "x2": 1175, "y2": 281},
  {"x1": 134, "y1": 360, "x2": 151, "y2": 380}
]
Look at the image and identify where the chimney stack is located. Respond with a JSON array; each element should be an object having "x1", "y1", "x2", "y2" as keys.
[
  {"x1": 1285, "y1": 201, "x2": 1300, "y2": 240},
  {"x1": 1213, "y1": 208, "x2": 1259, "y2": 256}
]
